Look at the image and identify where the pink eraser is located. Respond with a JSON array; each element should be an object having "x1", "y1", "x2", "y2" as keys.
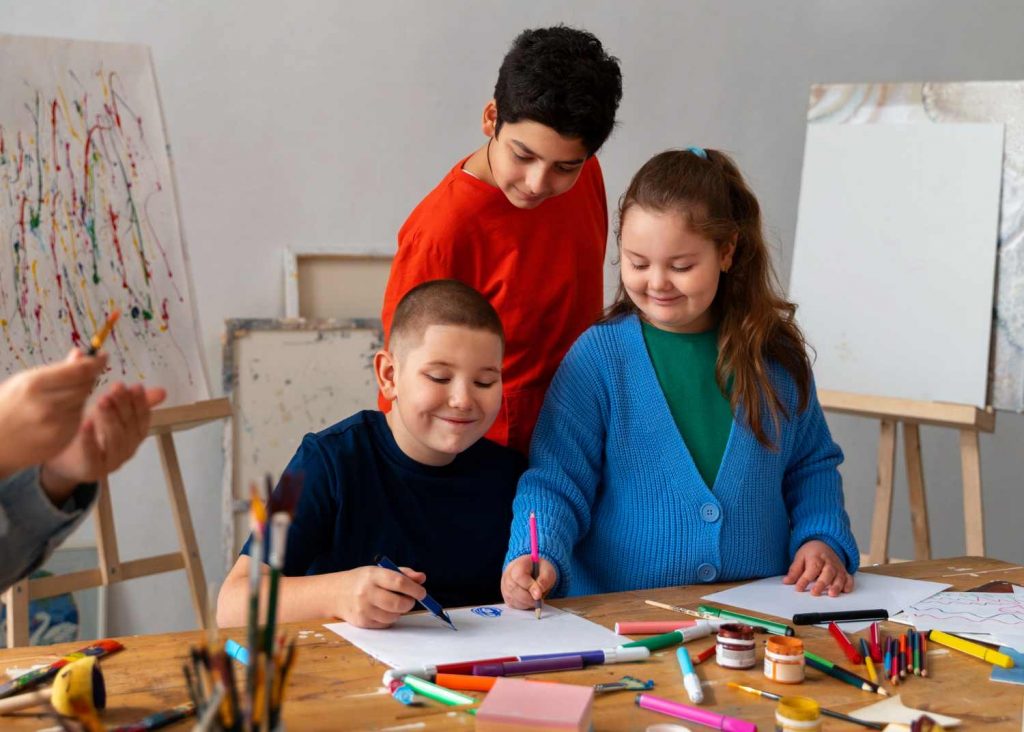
[{"x1": 475, "y1": 677, "x2": 593, "y2": 732}]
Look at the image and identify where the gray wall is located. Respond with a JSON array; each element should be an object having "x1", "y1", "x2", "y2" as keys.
[{"x1": 3, "y1": 0, "x2": 1022, "y2": 636}]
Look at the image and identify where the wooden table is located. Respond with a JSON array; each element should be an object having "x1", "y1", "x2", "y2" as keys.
[{"x1": 1, "y1": 557, "x2": 1022, "y2": 730}]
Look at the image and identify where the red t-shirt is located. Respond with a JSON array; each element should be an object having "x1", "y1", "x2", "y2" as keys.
[{"x1": 381, "y1": 155, "x2": 608, "y2": 454}]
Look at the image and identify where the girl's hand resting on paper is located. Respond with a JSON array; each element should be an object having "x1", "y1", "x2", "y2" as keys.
[
  {"x1": 335, "y1": 565, "x2": 427, "y2": 628},
  {"x1": 783, "y1": 540, "x2": 854, "y2": 597},
  {"x1": 501, "y1": 555, "x2": 557, "y2": 610}
]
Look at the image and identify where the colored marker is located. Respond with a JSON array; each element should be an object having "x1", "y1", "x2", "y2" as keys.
[
  {"x1": 86, "y1": 309, "x2": 121, "y2": 355},
  {"x1": 529, "y1": 511, "x2": 542, "y2": 620},
  {"x1": 434, "y1": 674, "x2": 497, "y2": 692},
  {"x1": 676, "y1": 648, "x2": 704, "y2": 704},
  {"x1": 401, "y1": 675, "x2": 476, "y2": 706},
  {"x1": 828, "y1": 621, "x2": 863, "y2": 664},
  {"x1": 697, "y1": 604, "x2": 795, "y2": 636},
  {"x1": 792, "y1": 608, "x2": 888, "y2": 625},
  {"x1": 615, "y1": 620, "x2": 698, "y2": 635},
  {"x1": 225, "y1": 638, "x2": 250, "y2": 665},
  {"x1": 473, "y1": 655, "x2": 583, "y2": 677},
  {"x1": 727, "y1": 682, "x2": 886, "y2": 730},
  {"x1": 621, "y1": 622, "x2": 715, "y2": 651},
  {"x1": 861, "y1": 639, "x2": 878, "y2": 684},
  {"x1": 928, "y1": 630, "x2": 1015, "y2": 668},
  {"x1": 376, "y1": 554, "x2": 456, "y2": 630},
  {"x1": 382, "y1": 646, "x2": 649, "y2": 685},
  {"x1": 636, "y1": 692, "x2": 756, "y2": 732}
]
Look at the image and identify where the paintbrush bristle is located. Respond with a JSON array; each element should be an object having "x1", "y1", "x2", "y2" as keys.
[{"x1": 266, "y1": 472, "x2": 304, "y2": 518}]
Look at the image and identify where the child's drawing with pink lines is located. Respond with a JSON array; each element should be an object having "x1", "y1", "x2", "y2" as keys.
[{"x1": 907, "y1": 592, "x2": 1024, "y2": 633}]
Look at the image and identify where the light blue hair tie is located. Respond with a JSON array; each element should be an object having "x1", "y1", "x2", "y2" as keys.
[{"x1": 685, "y1": 146, "x2": 708, "y2": 159}]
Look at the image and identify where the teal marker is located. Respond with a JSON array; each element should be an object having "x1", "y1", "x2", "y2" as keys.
[
  {"x1": 677, "y1": 647, "x2": 704, "y2": 703},
  {"x1": 696, "y1": 604, "x2": 794, "y2": 636}
]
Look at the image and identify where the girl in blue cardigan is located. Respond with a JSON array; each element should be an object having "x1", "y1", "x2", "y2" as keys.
[{"x1": 501, "y1": 147, "x2": 859, "y2": 605}]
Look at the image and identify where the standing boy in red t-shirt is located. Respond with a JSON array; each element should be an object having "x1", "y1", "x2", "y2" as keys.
[{"x1": 381, "y1": 25, "x2": 623, "y2": 455}]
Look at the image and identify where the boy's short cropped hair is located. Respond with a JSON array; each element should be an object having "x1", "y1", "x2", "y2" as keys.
[
  {"x1": 493, "y1": 25, "x2": 622, "y2": 156},
  {"x1": 390, "y1": 279, "x2": 504, "y2": 353}
]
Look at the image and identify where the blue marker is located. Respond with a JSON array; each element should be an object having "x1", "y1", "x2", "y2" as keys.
[
  {"x1": 376, "y1": 554, "x2": 457, "y2": 631},
  {"x1": 225, "y1": 638, "x2": 250, "y2": 665},
  {"x1": 677, "y1": 647, "x2": 703, "y2": 704}
]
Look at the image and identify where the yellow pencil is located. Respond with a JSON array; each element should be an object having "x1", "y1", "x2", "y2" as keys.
[
  {"x1": 928, "y1": 630, "x2": 1015, "y2": 668},
  {"x1": 87, "y1": 309, "x2": 121, "y2": 355},
  {"x1": 860, "y1": 638, "x2": 878, "y2": 684}
]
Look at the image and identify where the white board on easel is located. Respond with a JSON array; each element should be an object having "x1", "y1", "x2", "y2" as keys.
[{"x1": 789, "y1": 122, "x2": 1004, "y2": 408}]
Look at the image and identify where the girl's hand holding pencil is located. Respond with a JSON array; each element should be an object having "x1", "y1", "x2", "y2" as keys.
[{"x1": 500, "y1": 555, "x2": 557, "y2": 611}]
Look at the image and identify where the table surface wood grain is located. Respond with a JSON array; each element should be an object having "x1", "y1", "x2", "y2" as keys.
[{"x1": 1, "y1": 556, "x2": 1022, "y2": 730}]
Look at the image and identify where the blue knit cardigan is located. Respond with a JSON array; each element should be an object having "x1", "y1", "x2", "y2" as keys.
[{"x1": 505, "y1": 315, "x2": 859, "y2": 597}]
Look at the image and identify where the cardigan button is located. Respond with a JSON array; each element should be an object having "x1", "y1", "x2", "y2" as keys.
[
  {"x1": 696, "y1": 563, "x2": 718, "y2": 582},
  {"x1": 699, "y1": 503, "x2": 721, "y2": 523}
]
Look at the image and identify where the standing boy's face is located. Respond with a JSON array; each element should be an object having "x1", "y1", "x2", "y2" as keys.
[
  {"x1": 379, "y1": 324, "x2": 503, "y2": 466},
  {"x1": 483, "y1": 103, "x2": 589, "y2": 209},
  {"x1": 620, "y1": 207, "x2": 735, "y2": 334}
]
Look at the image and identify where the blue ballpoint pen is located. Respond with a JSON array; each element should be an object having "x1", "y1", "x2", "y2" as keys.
[{"x1": 376, "y1": 554, "x2": 457, "y2": 630}]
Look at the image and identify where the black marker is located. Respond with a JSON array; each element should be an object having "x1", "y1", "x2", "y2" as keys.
[{"x1": 792, "y1": 608, "x2": 888, "y2": 625}]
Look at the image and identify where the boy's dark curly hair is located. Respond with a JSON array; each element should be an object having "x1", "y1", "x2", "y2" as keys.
[{"x1": 493, "y1": 26, "x2": 622, "y2": 156}]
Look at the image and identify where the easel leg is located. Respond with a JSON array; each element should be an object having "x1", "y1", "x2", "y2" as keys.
[
  {"x1": 157, "y1": 432, "x2": 208, "y2": 628},
  {"x1": 959, "y1": 428, "x2": 985, "y2": 557},
  {"x1": 93, "y1": 476, "x2": 122, "y2": 584},
  {"x1": 869, "y1": 419, "x2": 897, "y2": 565},
  {"x1": 903, "y1": 423, "x2": 931, "y2": 560},
  {"x1": 3, "y1": 580, "x2": 30, "y2": 647}
]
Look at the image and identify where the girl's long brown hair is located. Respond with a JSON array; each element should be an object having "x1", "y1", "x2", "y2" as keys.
[{"x1": 601, "y1": 148, "x2": 812, "y2": 448}]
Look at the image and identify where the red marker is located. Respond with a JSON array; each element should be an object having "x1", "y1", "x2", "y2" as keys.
[{"x1": 828, "y1": 621, "x2": 863, "y2": 665}]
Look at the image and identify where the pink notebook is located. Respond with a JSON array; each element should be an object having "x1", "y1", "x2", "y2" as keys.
[{"x1": 475, "y1": 678, "x2": 593, "y2": 732}]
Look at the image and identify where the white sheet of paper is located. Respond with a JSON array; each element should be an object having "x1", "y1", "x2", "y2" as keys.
[
  {"x1": 906, "y1": 592, "x2": 1024, "y2": 633},
  {"x1": 701, "y1": 572, "x2": 950, "y2": 632},
  {"x1": 851, "y1": 695, "x2": 961, "y2": 727},
  {"x1": 324, "y1": 604, "x2": 627, "y2": 670}
]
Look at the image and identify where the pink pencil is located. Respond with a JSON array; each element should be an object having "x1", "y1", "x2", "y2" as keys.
[{"x1": 529, "y1": 512, "x2": 541, "y2": 620}]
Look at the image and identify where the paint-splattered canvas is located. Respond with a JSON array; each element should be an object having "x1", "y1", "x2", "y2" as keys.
[
  {"x1": 808, "y1": 82, "x2": 1024, "y2": 412},
  {"x1": 0, "y1": 34, "x2": 208, "y2": 405}
]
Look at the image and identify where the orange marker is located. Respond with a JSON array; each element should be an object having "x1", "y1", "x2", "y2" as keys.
[
  {"x1": 434, "y1": 673, "x2": 496, "y2": 692},
  {"x1": 87, "y1": 310, "x2": 121, "y2": 355}
]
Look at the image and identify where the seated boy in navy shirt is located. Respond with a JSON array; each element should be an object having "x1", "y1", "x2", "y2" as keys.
[{"x1": 216, "y1": 280, "x2": 525, "y2": 628}]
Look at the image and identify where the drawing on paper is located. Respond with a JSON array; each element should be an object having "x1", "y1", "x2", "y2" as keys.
[
  {"x1": 906, "y1": 592, "x2": 1024, "y2": 633},
  {"x1": 0, "y1": 34, "x2": 208, "y2": 405}
]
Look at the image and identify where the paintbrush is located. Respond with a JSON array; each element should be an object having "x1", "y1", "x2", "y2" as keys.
[
  {"x1": 644, "y1": 599, "x2": 711, "y2": 619},
  {"x1": 262, "y1": 511, "x2": 290, "y2": 731},
  {"x1": 728, "y1": 682, "x2": 886, "y2": 729},
  {"x1": 85, "y1": 310, "x2": 120, "y2": 356},
  {"x1": 245, "y1": 482, "x2": 267, "y2": 729}
]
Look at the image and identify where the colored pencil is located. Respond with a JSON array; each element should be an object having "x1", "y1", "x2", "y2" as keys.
[
  {"x1": 920, "y1": 632, "x2": 929, "y2": 677},
  {"x1": 728, "y1": 682, "x2": 886, "y2": 729},
  {"x1": 899, "y1": 633, "x2": 908, "y2": 678},
  {"x1": 861, "y1": 639, "x2": 878, "y2": 684},
  {"x1": 693, "y1": 645, "x2": 717, "y2": 665},
  {"x1": 529, "y1": 511, "x2": 542, "y2": 620},
  {"x1": 86, "y1": 309, "x2": 120, "y2": 355},
  {"x1": 805, "y1": 651, "x2": 888, "y2": 696}
]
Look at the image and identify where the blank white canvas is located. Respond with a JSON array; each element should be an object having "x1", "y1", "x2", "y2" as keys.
[{"x1": 790, "y1": 123, "x2": 1004, "y2": 407}]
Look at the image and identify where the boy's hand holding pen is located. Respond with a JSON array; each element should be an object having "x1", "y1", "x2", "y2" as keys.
[{"x1": 333, "y1": 561, "x2": 429, "y2": 629}]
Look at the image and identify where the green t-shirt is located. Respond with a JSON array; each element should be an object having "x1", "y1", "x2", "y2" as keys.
[{"x1": 641, "y1": 321, "x2": 734, "y2": 489}]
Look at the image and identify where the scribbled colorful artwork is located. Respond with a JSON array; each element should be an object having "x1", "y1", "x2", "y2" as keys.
[
  {"x1": 808, "y1": 82, "x2": 1024, "y2": 412},
  {"x1": 906, "y1": 592, "x2": 1024, "y2": 634},
  {"x1": 0, "y1": 34, "x2": 208, "y2": 405}
]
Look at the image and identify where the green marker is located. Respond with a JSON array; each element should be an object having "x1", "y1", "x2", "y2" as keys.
[
  {"x1": 621, "y1": 629, "x2": 685, "y2": 651},
  {"x1": 402, "y1": 674, "x2": 477, "y2": 707},
  {"x1": 697, "y1": 604, "x2": 795, "y2": 637}
]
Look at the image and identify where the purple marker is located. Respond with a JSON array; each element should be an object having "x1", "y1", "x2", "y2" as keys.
[
  {"x1": 523, "y1": 646, "x2": 649, "y2": 666},
  {"x1": 472, "y1": 655, "x2": 584, "y2": 676}
]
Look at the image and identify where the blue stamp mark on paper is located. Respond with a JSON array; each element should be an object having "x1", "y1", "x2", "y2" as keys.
[{"x1": 471, "y1": 606, "x2": 502, "y2": 618}]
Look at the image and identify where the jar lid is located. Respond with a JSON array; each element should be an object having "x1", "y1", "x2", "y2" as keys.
[
  {"x1": 778, "y1": 696, "x2": 820, "y2": 721},
  {"x1": 717, "y1": 623, "x2": 755, "y2": 639},
  {"x1": 767, "y1": 635, "x2": 804, "y2": 654}
]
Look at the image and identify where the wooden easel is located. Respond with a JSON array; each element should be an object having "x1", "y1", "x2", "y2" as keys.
[
  {"x1": 819, "y1": 390, "x2": 995, "y2": 565},
  {"x1": 2, "y1": 398, "x2": 231, "y2": 648}
]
